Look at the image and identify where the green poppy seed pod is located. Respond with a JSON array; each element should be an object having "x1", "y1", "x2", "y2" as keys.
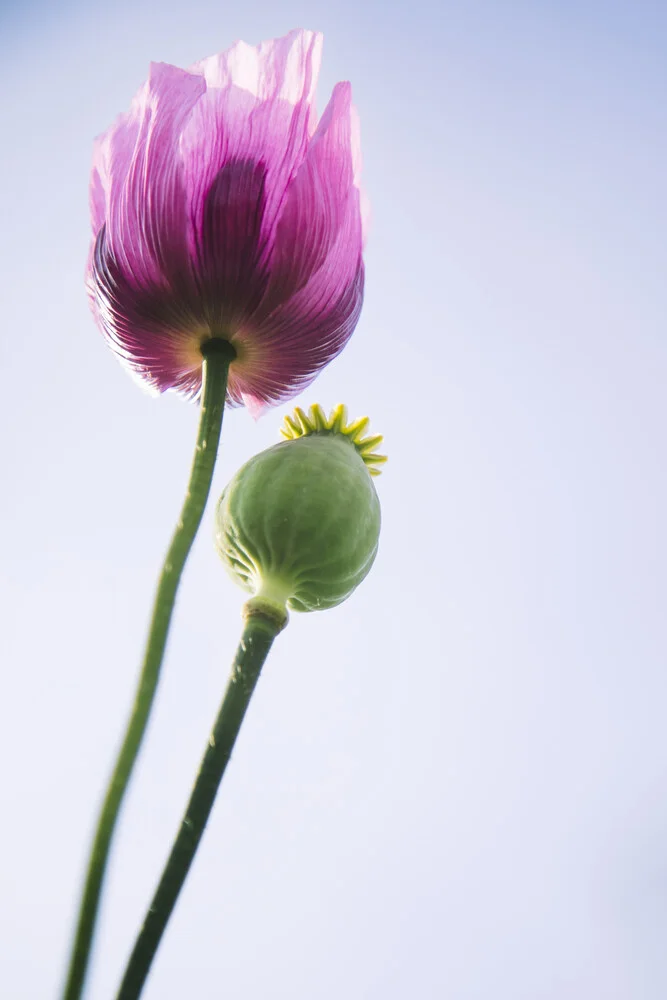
[{"x1": 215, "y1": 404, "x2": 385, "y2": 625}]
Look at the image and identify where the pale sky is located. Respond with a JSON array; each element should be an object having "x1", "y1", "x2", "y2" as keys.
[{"x1": 1, "y1": 1, "x2": 666, "y2": 998}]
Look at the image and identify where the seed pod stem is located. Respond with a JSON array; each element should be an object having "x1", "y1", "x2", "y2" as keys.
[{"x1": 116, "y1": 612, "x2": 283, "y2": 999}]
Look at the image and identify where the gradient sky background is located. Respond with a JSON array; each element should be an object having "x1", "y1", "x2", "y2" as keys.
[{"x1": 1, "y1": 1, "x2": 666, "y2": 997}]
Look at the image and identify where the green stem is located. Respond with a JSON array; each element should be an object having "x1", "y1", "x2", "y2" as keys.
[
  {"x1": 116, "y1": 608, "x2": 284, "y2": 1000},
  {"x1": 62, "y1": 339, "x2": 236, "y2": 1000}
]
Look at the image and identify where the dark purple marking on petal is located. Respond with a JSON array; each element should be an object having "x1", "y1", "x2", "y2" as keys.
[{"x1": 194, "y1": 158, "x2": 270, "y2": 334}]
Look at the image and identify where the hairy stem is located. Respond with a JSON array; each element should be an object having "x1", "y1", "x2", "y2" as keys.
[{"x1": 62, "y1": 339, "x2": 236, "y2": 1000}]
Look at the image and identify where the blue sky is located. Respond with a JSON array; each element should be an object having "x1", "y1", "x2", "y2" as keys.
[{"x1": 1, "y1": 1, "x2": 666, "y2": 997}]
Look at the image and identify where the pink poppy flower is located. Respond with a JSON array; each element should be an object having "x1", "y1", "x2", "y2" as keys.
[{"x1": 87, "y1": 29, "x2": 365, "y2": 411}]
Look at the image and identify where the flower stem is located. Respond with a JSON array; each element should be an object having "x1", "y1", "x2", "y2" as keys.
[
  {"x1": 116, "y1": 608, "x2": 284, "y2": 1000},
  {"x1": 62, "y1": 339, "x2": 236, "y2": 1000}
]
